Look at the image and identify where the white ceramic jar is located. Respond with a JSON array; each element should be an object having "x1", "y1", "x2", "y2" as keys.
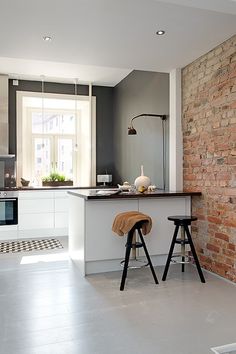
[{"x1": 134, "y1": 165, "x2": 151, "y2": 189}]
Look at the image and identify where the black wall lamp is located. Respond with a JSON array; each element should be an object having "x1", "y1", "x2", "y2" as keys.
[{"x1": 128, "y1": 113, "x2": 167, "y2": 190}]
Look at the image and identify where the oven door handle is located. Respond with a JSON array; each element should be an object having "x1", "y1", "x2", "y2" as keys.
[{"x1": 0, "y1": 198, "x2": 17, "y2": 202}]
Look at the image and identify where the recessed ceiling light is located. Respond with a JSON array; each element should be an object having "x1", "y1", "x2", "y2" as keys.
[
  {"x1": 43, "y1": 36, "x2": 52, "y2": 42},
  {"x1": 156, "y1": 30, "x2": 165, "y2": 36}
]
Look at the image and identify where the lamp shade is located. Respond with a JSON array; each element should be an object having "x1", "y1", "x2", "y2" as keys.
[{"x1": 128, "y1": 126, "x2": 137, "y2": 135}]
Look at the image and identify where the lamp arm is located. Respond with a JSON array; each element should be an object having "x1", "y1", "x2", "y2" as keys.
[
  {"x1": 128, "y1": 113, "x2": 167, "y2": 190},
  {"x1": 130, "y1": 113, "x2": 166, "y2": 128}
]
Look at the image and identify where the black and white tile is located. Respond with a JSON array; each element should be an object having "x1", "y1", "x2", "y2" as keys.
[{"x1": 0, "y1": 238, "x2": 64, "y2": 254}]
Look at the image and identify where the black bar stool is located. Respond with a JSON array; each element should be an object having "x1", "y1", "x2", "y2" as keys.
[
  {"x1": 162, "y1": 215, "x2": 205, "y2": 283},
  {"x1": 120, "y1": 220, "x2": 158, "y2": 291}
]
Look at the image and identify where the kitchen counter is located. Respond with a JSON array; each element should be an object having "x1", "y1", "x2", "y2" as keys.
[
  {"x1": 68, "y1": 189, "x2": 201, "y2": 275},
  {"x1": 17, "y1": 186, "x2": 80, "y2": 191},
  {"x1": 14, "y1": 185, "x2": 114, "y2": 191},
  {"x1": 68, "y1": 189, "x2": 201, "y2": 200}
]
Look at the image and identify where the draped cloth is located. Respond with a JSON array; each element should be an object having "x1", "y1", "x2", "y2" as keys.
[{"x1": 112, "y1": 211, "x2": 152, "y2": 236}]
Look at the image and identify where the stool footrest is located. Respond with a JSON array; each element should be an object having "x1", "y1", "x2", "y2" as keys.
[
  {"x1": 132, "y1": 242, "x2": 142, "y2": 248},
  {"x1": 162, "y1": 217, "x2": 206, "y2": 284},
  {"x1": 120, "y1": 258, "x2": 149, "y2": 269},
  {"x1": 175, "y1": 238, "x2": 189, "y2": 245},
  {"x1": 171, "y1": 254, "x2": 192, "y2": 264},
  {"x1": 125, "y1": 242, "x2": 143, "y2": 248}
]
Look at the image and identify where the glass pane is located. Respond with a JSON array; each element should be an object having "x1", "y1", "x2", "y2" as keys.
[
  {"x1": 0, "y1": 202, "x2": 6, "y2": 222},
  {"x1": 57, "y1": 139, "x2": 73, "y2": 180},
  {"x1": 32, "y1": 112, "x2": 75, "y2": 134},
  {"x1": 33, "y1": 138, "x2": 51, "y2": 178},
  {"x1": 0, "y1": 201, "x2": 14, "y2": 224}
]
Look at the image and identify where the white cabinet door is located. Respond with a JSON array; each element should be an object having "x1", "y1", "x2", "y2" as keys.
[
  {"x1": 18, "y1": 198, "x2": 54, "y2": 214},
  {"x1": 54, "y1": 190, "x2": 73, "y2": 232},
  {"x1": 19, "y1": 191, "x2": 54, "y2": 200},
  {"x1": 18, "y1": 213, "x2": 54, "y2": 230},
  {"x1": 54, "y1": 212, "x2": 68, "y2": 234},
  {"x1": 18, "y1": 191, "x2": 54, "y2": 238},
  {"x1": 17, "y1": 189, "x2": 76, "y2": 239},
  {"x1": 54, "y1": 197, "x2": 69, "y2": 213},
  {"x1": 138, "y1": 197, "x2": 191, "y2": 255},
  {"x1": 85, "y1": 199, "x2": 138, "y2": 261},
  {"x1": 0, "y1": 225, "x2": 18, "y2": 241}
]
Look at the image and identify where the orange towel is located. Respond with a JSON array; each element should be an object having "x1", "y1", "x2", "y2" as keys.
[{"x1": 112, "y1": 211, "x2": 152, "y2": 236}]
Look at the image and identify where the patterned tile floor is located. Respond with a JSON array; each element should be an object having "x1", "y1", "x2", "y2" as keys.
[{"x1": 0, "y1": 238, "x2": 63, "y2": 253}]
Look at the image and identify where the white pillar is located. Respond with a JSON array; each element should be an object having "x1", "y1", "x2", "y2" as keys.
[{"x1": 169, "y1": 68, "x2": 183, "y2": 191}]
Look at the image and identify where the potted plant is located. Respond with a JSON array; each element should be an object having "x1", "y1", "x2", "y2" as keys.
[{"x1": 42, "y1": 172, "x2": 73, "y2": 187}]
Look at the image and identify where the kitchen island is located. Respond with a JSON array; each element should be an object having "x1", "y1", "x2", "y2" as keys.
[{"x1": 68, "y1": 189, "x2": 201, "y2": 275}]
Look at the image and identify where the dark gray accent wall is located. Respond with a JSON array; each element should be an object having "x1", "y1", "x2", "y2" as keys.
[
  {"x1": 9, "y1": 71, "x2": 169, "y2": 187},
  {"x1": 113, "y1": 70, "x2": 169, "y2": 188},
  {"x1": 92, "y1": 86, "x2": 114, "y2": 176},
  {"x1": 8, "y1": 80, "x2": 114, "y2": 178}
]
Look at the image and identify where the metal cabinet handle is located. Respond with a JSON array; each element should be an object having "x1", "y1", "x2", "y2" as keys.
[{"x1": 0, "y1": 199, "x2": 17, "y2": 202}]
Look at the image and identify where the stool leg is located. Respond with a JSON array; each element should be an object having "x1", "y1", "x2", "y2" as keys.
[
  {"x1": 137, "y1": 229, "x2": 158, "y2": 284},
  {"x1": 120, "y1": 230, "x2": 133, "y2": 291},
  {"x1": 184, "y1": 225, "x2": 206, "y2": 283},
  {"x1": 162, "y1": 225, "x2": 179, "y2": 281},
  {"x1": 181, "y1": 226, "x2": 185, "y2": 273}
]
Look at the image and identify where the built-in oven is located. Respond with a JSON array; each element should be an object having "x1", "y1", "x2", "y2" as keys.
[{"x1": 0, "y1": 191, "x2": 18, "y2": 225}]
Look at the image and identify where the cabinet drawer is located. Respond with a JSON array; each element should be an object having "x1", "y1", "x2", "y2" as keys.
[
  {"x1": 54, "y1": 191, "x2": 68, "y2": 199},
  {"x1": 19, "y1": 199, "x2": 54, "y2": 213},
  {"x1": 55, "y1": 198, "x2": 69, "y2": 212},
  {"x1": 19, "y1": 191, "x2": 54, "y2": 199},
  {"x1": 0, "y1": 225, "x2": 18, "y2": 241},
  {"x1": 54, "y1": 190, "x2": 76, "y2": 199},
  {"x1": 18, "y1": 213, "x2": 54, "y2": 230},
  {"x1": 55, "y1": 212, "x2": 68, "y2": 228}
]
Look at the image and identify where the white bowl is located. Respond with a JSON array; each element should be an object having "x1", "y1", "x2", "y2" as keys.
[{"x1": 118, "y1": 184, "x2": 131, "y2": 191}]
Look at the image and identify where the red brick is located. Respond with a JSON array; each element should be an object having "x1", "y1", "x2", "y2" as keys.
[
  {"x1": 207, "y1": 216, "x2": 222, "y2": 224},
  {"x1": 182, "y1": 35, "x2": 236, "y2": 283},
  {"x1": 207, "y1": 243, "x2": 220, "y2": 253},
  {"x1": 223, "y1": 249, "x2": 235, "y2": 258},
  {"x1": 228, "y1": 156, "x2": 236, "y2": 165},
  {"x1": 228, "y1": 243, "x2": 236, "y2": 251},
  {"x1": 215, "y1": 232, "x2": 229, "y2": 242},
  {"x1": 184, "y1": 174, "x2": 196, "y2": 181},
  {"x1": 223, "y1": 219, "x2": 236, "y2": 228}
]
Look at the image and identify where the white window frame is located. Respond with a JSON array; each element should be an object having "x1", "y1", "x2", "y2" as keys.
[{"x1": 16, "y1": 91, "x2": 96, "y2": 187}]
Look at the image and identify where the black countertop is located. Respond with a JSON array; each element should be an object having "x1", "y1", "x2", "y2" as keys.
[
  {"x1": 68, "y1": 189, "x2": 201, "y2": 200},
  {"x1": 9, "y1": 186, "x2": 112, "y2": 191}
]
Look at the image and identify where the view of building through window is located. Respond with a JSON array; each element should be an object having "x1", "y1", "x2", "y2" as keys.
[{"x1": 32, "y1": 111, "x2": 75, "y2": 180}]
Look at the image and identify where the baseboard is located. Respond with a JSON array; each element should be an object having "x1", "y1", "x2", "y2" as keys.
[{"x1": 85, "y1": 254, "x2": 168, "y2": 275}]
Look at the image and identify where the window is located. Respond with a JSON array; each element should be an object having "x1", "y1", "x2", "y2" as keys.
[{"x1": 17, "y1": 92, "x2": 96, "y2": 187}]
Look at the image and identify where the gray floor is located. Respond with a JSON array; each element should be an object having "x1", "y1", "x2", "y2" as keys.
[{"x1": 0, "y1": 237, "x2": 236, "y2": 354}]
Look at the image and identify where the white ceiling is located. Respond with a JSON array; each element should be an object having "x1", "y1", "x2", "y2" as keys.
[{"x1": 0, "y1": 0, "x2": 235, "y2": 86}]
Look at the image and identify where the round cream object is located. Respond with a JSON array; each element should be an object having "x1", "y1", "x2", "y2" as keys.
[{"x1": 134, "y1": 165, "x2": 151, "y2": 189}]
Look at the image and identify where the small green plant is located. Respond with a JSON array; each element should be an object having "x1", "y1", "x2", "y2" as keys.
[{"x1": 42, "y1": 172, "x2": 71, "y2": 182}]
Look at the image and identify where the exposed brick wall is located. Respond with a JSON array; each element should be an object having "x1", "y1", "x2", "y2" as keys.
[{"x1": 182, "y1": 35, "x2": 236, "y2": 282}]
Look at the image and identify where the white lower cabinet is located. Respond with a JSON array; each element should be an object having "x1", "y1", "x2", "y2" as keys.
[
  {"x1": 0, "y1": 189, "x2": 74, "y2": 241},
  {"x1": 138, "y1": 197, "x2": 190, "y2": 256},
  {"x1": 0, "y1": 225, "x2": 18, "y2": 241},
  {"x1": 54, "y1": 190, "x2": 70, "y2": 235},
  {"x1": 18, "y1": 191, "x2": 54, "y2": 238},
  {"x1": 68, "y1": 194, "x2": 192, "y2": 275},
  {"x1": 85, "y1": 199, "x2": 138, "y2": 261}
]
